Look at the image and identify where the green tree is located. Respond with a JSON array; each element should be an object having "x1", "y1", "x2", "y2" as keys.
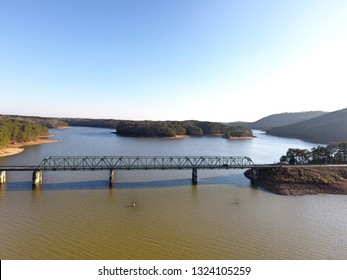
[
  {"x1": 184, "y1": 125, "x2": 203, "y2": 136},
  {"x1": 331, "y1": 141, "x2": 347, "y2": 163},
  {"x1": 280, "y1": 148, "x2": 310, "y2": 164},
  {"x1": 280, "y1": 141, "x2": 347, "y2": 165},
  {"x1": 311, "y1": 146, "x2": 330, "y2": 163}
]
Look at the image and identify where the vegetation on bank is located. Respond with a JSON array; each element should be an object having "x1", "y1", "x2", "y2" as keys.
[
  {"x1": 0, "y1": 118, "x2": 49, "y2": 148},
  {"x1": 244, "y1": 167, "x2": 347, "y2": 195},
  {"x1": 115, "y1": 120, "x2": 253, "y2": 138},
  {"x1": 244, "y1": 141, "x2": 347, "y2": 195},
  {"x1": 279, "y1": 141, "x2": 347, "y2": 164}
]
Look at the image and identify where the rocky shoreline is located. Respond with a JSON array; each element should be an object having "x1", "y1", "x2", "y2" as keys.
[{"x1": 244, "y1": 166, "x2": 347, "y2": 195}]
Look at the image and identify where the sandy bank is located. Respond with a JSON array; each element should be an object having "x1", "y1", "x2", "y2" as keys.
[
  {"x1": 244, "y1": 166, "x2": 347, "y2": 195},
  {"x1": 0, "y1": 147, "x2": 25, "y2": 157},
  {"x1": 166, "y1": 135, "x2": 190, "y2": 139},
  {"x1": 0, "y1": 135, "x2": 60, "y2": 157},
  {"x1": 226, "y1": 136, "x2": 255, "y2": 140}
]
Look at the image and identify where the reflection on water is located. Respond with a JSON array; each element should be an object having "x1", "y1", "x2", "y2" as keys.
[
  {"x1": 1, "y1": 182, "x2": 347, "y2": 260},
  {"x1": 1, "y1": 170, "x2": 252, "y2": 191},
  {"x1": 0, "y1": 127, "x2": 346, "y2": 259}
]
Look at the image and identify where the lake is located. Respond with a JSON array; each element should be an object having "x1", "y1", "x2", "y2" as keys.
[{"x1": 0, "y1": 127, "x2": 346, "y2": 259}]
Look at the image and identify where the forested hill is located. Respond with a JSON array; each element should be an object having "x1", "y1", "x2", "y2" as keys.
[
  {"x1": 1, "y1": 115, "x2": 68, "y2": 128},
  {"x1": 0, "y1": 118, "x2": 48, "y2": 148},
  {"x1": 266, "y1": 108, "x2": 347, "y2": 144},
  {"x1": 241, "y1": 111, "x2": 326, "y2": 130}
]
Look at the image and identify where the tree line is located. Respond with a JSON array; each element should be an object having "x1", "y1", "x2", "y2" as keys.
[
  {"x1": 116, "y1": 120, "x2": 253, "y2": 138},
  {"x1": 280, "y1": 141, "x2": 347, "y2": 164},
  {"x1": 62, "y1": 118, "x2": 118, "y2": 128},
  {"x1": 1, "y1": 115, "x2": 68, "y2": 129},
  {"x1": 0, "y1": 119, "x2": 49, "y2": 148}
]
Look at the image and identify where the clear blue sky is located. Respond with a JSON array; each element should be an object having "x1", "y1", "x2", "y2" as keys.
[{"x1": 1, "y1": 0, "x2": 347, "y2": 122}]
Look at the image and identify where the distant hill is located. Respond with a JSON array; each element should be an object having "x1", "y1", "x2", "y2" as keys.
[
  {"x1": 266, "y1": 108, "x2": 347, "y2": 144},
  {"x1": 246, "y1": 111, "x2": 327, "y2": 130},
  {"x1": 0, "y1": 114, "x2": 68, "y2": 128},
  {"x1": 61, "y1": 118, "x2": 119, "y2": 128}
]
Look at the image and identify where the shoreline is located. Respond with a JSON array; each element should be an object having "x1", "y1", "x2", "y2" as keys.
[
  {"x1": 226, "y1": 136, "x2": 255, "y2": 140},
  {"x1": 244, "y1": 166, "x2": 347, "y2": 195},
  {"x1": 55, "y1": 126, "x2": 69, "y2": 129},
  {"x1": 0, "y1": 135, "x2": 60, "y2": 157},
  {"x1": 114, "y1": 132, "x2": 254, "y2": 139},
  {"x1": 165, "y1": 135, "x2": 190, "y2": 139}
]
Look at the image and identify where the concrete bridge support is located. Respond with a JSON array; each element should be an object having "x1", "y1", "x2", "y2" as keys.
[
  {"x1": 252, "y1": 168, "x2": 259, "y2": 179},
  {"x1": 0, "y1": 171, "x2": 6, "y2": 184},
  {"x1": 192, "y1": 168, "x2": 198, "y2": 185},
  {"x1": 32, "y1": 170, "x2": 43, "y2": 186},
  {"x1": 109, "y1": 169, "x2": 115, "y2": 187}
]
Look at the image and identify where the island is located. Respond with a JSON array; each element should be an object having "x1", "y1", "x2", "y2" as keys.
[{"x1": 115, "y1": 120, "x2": 254, "y2": 138}]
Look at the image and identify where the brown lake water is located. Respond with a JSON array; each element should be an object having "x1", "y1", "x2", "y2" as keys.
[{"x1": 0, "y1": 127, "x2": 346, "y2": 259}]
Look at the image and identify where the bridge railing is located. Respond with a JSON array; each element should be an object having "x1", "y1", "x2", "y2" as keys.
[{"x1": 38, "y1": 156, "x2": 254, "y2": 171}]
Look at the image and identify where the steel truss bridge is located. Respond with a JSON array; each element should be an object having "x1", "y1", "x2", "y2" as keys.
[
  {"x1": 38, "y1": 155, "x2": 254, "y2": 171},
  {"x1": 0, "y1": 155, "x2": 254, "y2": 186}
]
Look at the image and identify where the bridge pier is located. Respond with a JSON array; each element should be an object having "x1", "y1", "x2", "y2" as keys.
[
  {"x1": 109, "y1": 169, "x2": 115, "y2": 187},
  {"x1": 0, "y1": 171, "x2": 6, "y2": 184},
  {"x1": 252, "y1": 168, "x2": 259, "y2": 178},
  {"x1": 32, "y1": 170, "x2": 43, "y2": 186},
  {"x1": 192, "y1": 168, "x2": 198, "y2": 185}
]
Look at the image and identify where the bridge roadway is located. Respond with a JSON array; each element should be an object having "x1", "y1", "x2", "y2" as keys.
[{"x1": 0, "y1": 155, "x2": 259, "y2": 186}]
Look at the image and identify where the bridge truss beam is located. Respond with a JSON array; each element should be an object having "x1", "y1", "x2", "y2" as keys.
[{"x1": 38, "y1": 156, "x2": 254, "y2": 171}]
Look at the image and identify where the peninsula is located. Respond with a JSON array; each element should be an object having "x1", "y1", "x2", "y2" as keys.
[
  {"x1": 0, "y1": 135, "x2": 60, "y2": 157},
  {"x1": 244, "y1": 142, "x2": 347, "y2": 195},
  {"x1": 245, "y1": 166, "x2": 347, "y2": 195},
  {"x1": 0, "y1": 117, "x2": 65, "y2": 157}
]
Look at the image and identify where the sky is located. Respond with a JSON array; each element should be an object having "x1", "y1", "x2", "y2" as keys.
[{"x1": 1, "y1": 0, "x2": 347, "y2": 122}]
